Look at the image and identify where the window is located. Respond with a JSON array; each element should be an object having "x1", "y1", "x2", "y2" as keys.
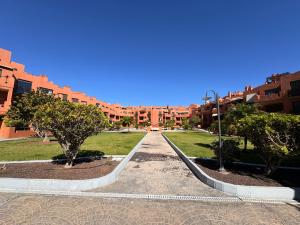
[
  {"x1": 289, "y1": 80, "x2": 300, "y2": 97},
  {"x1": 265, "y1": 87, "x2": 280, "y2": 96},
  {"x1": 38, "y1": 87, "x2": 53, "y2": 95},
  {"x1": 14, "y1": 79, "x2": 32, "y2": 95},
  {"x1": 96, "y1": 103, "x2": 100, "y2": 108},
  {"x1": 72, "y1": 98, "x2": 79, "y2": 103},
  {"x1": 81, "y1": 101, "x2": 87, "y2": 105},
  {"x1": 0, "y1": 90, "x2": 8, "y2": 105},
  {"x1": 0, "y1": 69, "x2": 2, "y2": 77},
  {"x1": 62, "y1": 94, "x2": 68, "y2": 101}
]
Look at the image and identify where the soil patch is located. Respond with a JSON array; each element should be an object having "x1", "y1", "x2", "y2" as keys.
[
  {"x1": 194, "y1": 158, "x2": 300, "y2": 187},
  {"x1": 0, "y1": 158, "x2": 119, "y2": 180},
  {"x1": 131, "y1": 152, "x2": 180, "y2": 162}
]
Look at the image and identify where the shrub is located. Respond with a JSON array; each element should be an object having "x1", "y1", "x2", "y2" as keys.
[
  {"x1": 211, "y1": 139, "x2": 240, "y2": 163},
  {"x1": 238, "y1": 113, "x2": 300, "y2": 175},
  {"x1": 33, "y1": 100, "x2": 109, "y2": 168}
]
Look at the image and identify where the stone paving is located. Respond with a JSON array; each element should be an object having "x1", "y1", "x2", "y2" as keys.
[
  {"x1": 0, "y1": 132, "x2": 299, "y2": 224},
  {"x1": 92, "y1": 132, "x2": 225, "y2": 196},
  {"x1": 0, "y1": 193, "x2": 299, "y2": 225}
]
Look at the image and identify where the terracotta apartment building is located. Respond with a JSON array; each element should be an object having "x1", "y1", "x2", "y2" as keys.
[
  {"x1": 0, "y1": 48, "x2": 193, "y2": 138},
  {"x1": 1, "y1": 48, "x2": 300, "y2": 138},
  {"x1": 197, "y1": 72, "x2": 300, "y2": 128}
]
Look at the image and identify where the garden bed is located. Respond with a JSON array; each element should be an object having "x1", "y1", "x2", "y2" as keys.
[
  {"x1": 0, "y1": 158, "x2": 120, "y2": 180},
  {"x1": 194, "y1": 158, "x2": 300, "y2": 187}
]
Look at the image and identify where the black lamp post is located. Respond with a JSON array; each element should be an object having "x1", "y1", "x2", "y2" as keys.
[{"x1": 203, "y1": 90, "x2": 224, "y2": 171}]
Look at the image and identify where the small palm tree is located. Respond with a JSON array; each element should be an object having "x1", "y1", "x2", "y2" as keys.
[{"x1": 122, "y1": 116, "x2": 132, "y2": 132}]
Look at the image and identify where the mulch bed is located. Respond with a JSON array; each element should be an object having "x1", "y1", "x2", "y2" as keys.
[
  {"x1": 194, "y1": 158, "x2": 300, "y2": 187},
  {"x1": 0, "y1": 158, "x2": 119, "y2": 180}
]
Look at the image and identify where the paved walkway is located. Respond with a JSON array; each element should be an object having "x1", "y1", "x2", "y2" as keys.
[
  {"x1": 0, "y1": 132, "x2": 299, "y2": 224},
  {"x1": 0, "y1": 193, "x2": 299, "y2": 225},
  {"x1": 92, "y1": 132, "x2": 225, "y2": 196}
]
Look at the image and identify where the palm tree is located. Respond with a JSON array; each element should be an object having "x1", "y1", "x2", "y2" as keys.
[
  {"x1": 122, "y1": 116, "x2": 132, "y2": 132},
  {"x1": 225, "y1": 103, "x2": 259, "y2": 150}
]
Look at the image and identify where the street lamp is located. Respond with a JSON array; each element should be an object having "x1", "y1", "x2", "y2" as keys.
[{"x1": 203, "y1": 90, "x2": 224, "y2": 171}]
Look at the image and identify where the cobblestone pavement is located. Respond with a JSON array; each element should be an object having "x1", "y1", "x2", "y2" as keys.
[
  {"x1": 92, "y1": 132, "x2": 225, "y2": 196},
  {"x1": 0, "y1": 193, "x2": 299, "y2": 225}
]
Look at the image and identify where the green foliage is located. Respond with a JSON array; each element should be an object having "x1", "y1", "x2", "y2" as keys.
[
  {"x1": 182, "y1": 118, "x2": 191, "y2": 130},
  {"x1": 5, "y1": 91, "x2": 56, "y2": 129},
  {"x1": 110, "y1": 121, "x2": 122, "y2": 130},
  {"x1": 122, "y1": 116, "x2": 132, "y2": 132},
  {"x1": 147, "y1": 111, "x2": 151, "y2": 122},
  {"x1": 224, "y1": 103, "x2": 259, "y2": 150},
  {"x1": 208, "y1": 120, "x2": 227, "y2": 134},
  {"x1": 189, "y1": 115, "x2": 201, "y2": 128},
  {"x1": 33, "y1": 100, "x2": 109, "y2": 167},
  {"x1": 238, "y1": 113, "x2": 300, "y2": 175},
  {"x1": 165, "y1": 119, "x2": 175, "y2": 129},
  {"x1": 211, "y1": 139, "x2": 241, "y2": 163}
]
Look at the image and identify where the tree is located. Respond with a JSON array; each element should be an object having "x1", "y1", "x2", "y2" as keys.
[
  {"x1": 5, "y1": 91, "x2": 56, "y2": 142},
  {"x1": 33, "y1": 100, "x2": 109, "y2": 168},
  {"x1": 134, "y1": 112, "x2": 138, "y2": 129},
  {"x1": 165, "y1": 119, "x2": 175, "y2": 130},
  {"x1": 224, "y1": 103, "x2": 259, "y2": 150},
  {"x1": 238, "y1": 113, "x2": 300, "y2": 175},
  {"x1": 182, "y1": 118, "x2": 191, "y2": 130},
  {"x1": 110, "y1": 121, "x2": 122, "y2": 130},
  {"x1": 147, "y1": 111, "x2": 151, "y2": 122},
  {"x1": 189, "y1": 115, "x2": 201, "y2": 128},
  {"x1": 211, "y1": 139, "x2": 240, "y2": 163},
  {"x1": 122, "y1": 116, "x2": 132, "y2": 132}
]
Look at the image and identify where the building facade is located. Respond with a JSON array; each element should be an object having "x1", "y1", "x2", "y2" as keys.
[
  {"x1": 0, "y1": 48, "x2": 192, "y2": 138},
  {"x1": 244, "y1": 72, "x2": 300, "y2": 114},
  {"x1": 1, "y1": 48, "x2": 300, "y2": 138}
]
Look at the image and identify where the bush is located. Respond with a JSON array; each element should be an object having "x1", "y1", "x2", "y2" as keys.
[
  {"x1": 208, "y1": 120, "x2": 227, "y2": 134},
  {"x1": 211, "y1": 139, "x2": 240, "y2": 163},
  {"x1": 238, "y1": 113, "x2": 300, "y2": 175},
  {"x1": 33, "y1": 100, "x2": 109, "y2": 168}
]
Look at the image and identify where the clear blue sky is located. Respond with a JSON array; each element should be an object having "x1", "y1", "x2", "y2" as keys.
[{"x1": 1, "y1": 0, "x2": 300, "y2": 106}]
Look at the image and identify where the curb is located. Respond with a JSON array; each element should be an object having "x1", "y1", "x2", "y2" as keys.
[
  {"x1": 162, "y1": 133, "x2": 300, "y2": 201},
  {"x1": 0, "y1": 155, "x2": 126, "y2": 164},
  {"x1": 0, "y1": 134, "x2": 147, "y2": 192}
]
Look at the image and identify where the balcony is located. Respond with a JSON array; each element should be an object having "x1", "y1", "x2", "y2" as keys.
[{"x1": 259, "y1": 93, "x2": 281, "y2": 102}]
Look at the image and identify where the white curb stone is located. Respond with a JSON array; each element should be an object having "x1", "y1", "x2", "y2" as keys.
[
  {"x1": 0, "y1": 134, "x2": 147, "y2": 192},
  {"x1": 162, "y1": 133, "x2": 300, "y2": 201}
]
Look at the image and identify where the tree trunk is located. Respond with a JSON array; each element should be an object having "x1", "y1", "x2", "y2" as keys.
[
  {"x1": 43, "y1": 133, "x2": 50, "y2": 143},
  {"x1": 60, "y1": 142, "x2": 78, "y2": 169},
  {"x1": 264, "y1": 158, "x2": 280, "y2": 176},
  {"x1": 244, "y1": 136, "x2": 248, "y2": 151}
]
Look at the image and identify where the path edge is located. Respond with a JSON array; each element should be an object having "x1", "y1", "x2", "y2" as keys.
[
  {"x1": 161, "y1": 133, "x2": 300, "y2": 201},
  {"x1": 0, "y1": 133, "x2": 148, "y2": 192}
]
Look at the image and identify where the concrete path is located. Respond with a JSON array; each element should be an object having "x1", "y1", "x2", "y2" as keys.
[
  {"x1": 0, "y1": 193, "x2": 299, "y2": 225},
  {"x1": 92, "y1": 132, "x2": 225, "y2": 196}
]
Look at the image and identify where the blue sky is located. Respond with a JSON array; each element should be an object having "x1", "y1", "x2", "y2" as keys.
[{"x1": 1, "y1": 0, "x2": 300, "y2": 106}]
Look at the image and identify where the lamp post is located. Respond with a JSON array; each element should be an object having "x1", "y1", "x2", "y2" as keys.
[{"x1": 203, "y1": 90, "x2": 224, "y2": 171}]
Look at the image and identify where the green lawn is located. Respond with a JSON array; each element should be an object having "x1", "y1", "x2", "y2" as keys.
[
  {"x1": 0, "y1": 132, "x2": 145, "y2": 161},
  {"x1": 164, "y1": 131, "x2": 300, "y2": 166},
  {"x1": 164, "y1": 131, "x2": 261, "y2": 163}
]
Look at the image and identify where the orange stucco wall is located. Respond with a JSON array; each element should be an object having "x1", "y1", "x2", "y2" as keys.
[
  {"x1": 0, "y1": 48, "x2": 194, "y2": 138},
  {"x1": 1, "y1": 47, "x2": 299, "y2": 138}
]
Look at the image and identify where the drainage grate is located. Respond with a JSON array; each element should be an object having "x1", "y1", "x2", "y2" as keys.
[{"x1": 1, "y1": 189, "x2": 298, "y2": 205}]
